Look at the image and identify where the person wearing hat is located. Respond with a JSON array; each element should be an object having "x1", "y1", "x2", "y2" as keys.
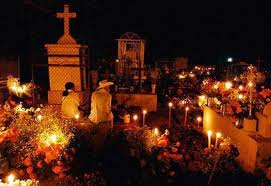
[
  {"x1": 61, "y1": 82, "x2": 81, "y2": 118},
  {"x1": 89, "y1": 80, "x2": 114, "y2": 152},
  {"x1": 89, "y1": 80, "x2": 114, "y2": 124}
]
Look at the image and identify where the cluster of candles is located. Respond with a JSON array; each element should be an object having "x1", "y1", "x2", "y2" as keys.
[
  {"x1": 131, "y1": 109, "x2": 148, "y2": 126},
  {"x1": 0, "y1": 174, "x2": 39, "y2": 186},
  {"x1": 207, "y1": 130, "x2": 222, "y2": 149},
  {"x1": 168, "y1": 102, "x2": 202, "y2": 128}
]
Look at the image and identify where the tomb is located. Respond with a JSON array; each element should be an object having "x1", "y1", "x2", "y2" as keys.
[
  {"x1": 114, "y1": 32, "x2": 157, "y2": 111},
  {"x1": 45, "y1": 4, "x2": 90, "y2": 105},
  {"x1": 203, "y1": 106, "x2": 271, "y2": 172}
]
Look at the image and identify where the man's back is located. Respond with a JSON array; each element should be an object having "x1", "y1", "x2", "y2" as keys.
[{"x1": 89, "y1": 88, "x2": 113, "y2": 124}]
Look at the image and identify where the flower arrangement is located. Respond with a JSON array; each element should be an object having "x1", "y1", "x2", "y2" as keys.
[
  {"x1": 6, "y1": 75, "x2": 33, "y2": 97},
  {"x1": 257, "y1": 88, "x2": 271, "y2": 112},
  {"x1": 0, "y1": 105, "x2": 76, "y2": 180},
  {"x1": 123, "y1": 126, "x2": 240, "y2": 177}
]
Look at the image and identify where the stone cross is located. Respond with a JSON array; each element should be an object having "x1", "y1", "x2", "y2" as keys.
[{"x1": 57, "y1": 4, "x2": 76, "y2": 36}]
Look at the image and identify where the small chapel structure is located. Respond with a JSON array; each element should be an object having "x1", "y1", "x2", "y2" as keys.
[
  {"x1": 116, "y1": 32, "x2": 146, "y2": 83},
  {"x1": 45, "y1": 4, "x2": 90, "y2": 105}
]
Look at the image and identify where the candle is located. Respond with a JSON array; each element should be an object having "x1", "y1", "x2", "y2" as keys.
[
  {"x1": 184, "y1": 106, "x2": 189, "y2": 126},
  {"x1": 142, "y1": 109, "x2": 147, "y2": 126},
  {"x1": 153, "y1": 128, "x2": 159, "y2": 136},
  {"x1": 207, "y1": 130, "x2": 212, "y2": 148},
  {"x1": 75, "y1": 114, "x2": 80, "y2": 121},
  {"x1": 0, "y1": 174, "x2": 39, "y2": 186},
  {"x1": 50, "y1": 134, "x2": 57, "y2": 144},
  {"x1": 225, "y1": 81, "x2": 232, "y2": 89},
  {"x1": 238, "y1": 94, "x2": 244, "y2": 100},
  {"x1": 215, "y1": 132, "x2": 222, "y2": 148},
  {"x1": 133, "y1": 114, "x2": 138, "y2": 125},
  {"x1": 37, "y1": 114, "x2": 42, "y2": 122},
  {"x1": 7, "y1": 174, "x2": 15, "y2": 184},
  {"x1": 196, "y1": 116, "x2": 202, "y2": 128},
  {"x1": 238, "y1": 85, "x2": 244, "y2": 90},
  {"x1": 168, "y1": 102, "x2": 173, "y2": 128}
]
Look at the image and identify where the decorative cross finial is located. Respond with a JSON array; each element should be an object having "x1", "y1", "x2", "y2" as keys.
[
  {"x1": 56, "y1": 4, "x2": 77, "y2": 44},
  {"x1": 57, "y1": 4, "x2": 76, "y2": 35}
]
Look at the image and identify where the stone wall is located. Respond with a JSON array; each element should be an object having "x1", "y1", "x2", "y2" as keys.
[{"x1": 203, "y1": 106, "x2": 271, "y2": 172}]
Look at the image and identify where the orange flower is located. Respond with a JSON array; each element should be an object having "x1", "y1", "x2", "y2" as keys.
[
  {"x1": 44, "y1": 157, "x2": 52, "y2": 164},
  {"x1": 37, "y1": 160, "x2": 43, "y2": 168},
  {"x1": 18, "y1": 169, "x2": 25, "y2": 176},
  {"x1": 10, "y1": 127, "x2": 17, "y2": 135},
  {"x1": 236, "y1": 106, "x2": 242, "y2": 113},
  {"x1": 259, "y1": 89, "x2": 271, "y2": 98},
  {"x1": 29, "y1": 173, "x2": 37, "y2": 179},
  {"x1": 52, "y1": 166, "x2": 63, "y2": 174},
  {"x1": 26, "y1": 166, "x2": 33, "y2": 175},
  {"x1": 34, "y1": 146, "x2": 43, "y2": 155},
  {"x1": 45, "y1": 150, "x2": 58, "y2": 161},
  {"x1": 0, "y1": 137, "x2": 3, "y2": 144},
  {"x1": 24, "y1": 157, "x2": 32, "y2": 166}
]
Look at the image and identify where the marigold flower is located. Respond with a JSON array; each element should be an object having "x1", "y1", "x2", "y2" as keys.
[
  {"x1": 18, "y1": 169, "x2": 25, "y2": 176},
  {"x1": 26, "y1": 166, "x2": 33, "y2": 174},
  {"x1": 37, "y1": 160, "x2": 43, "y2": 168},
  {"x1": 29, "y1": 173, "x2": 37, "y2": 179},
  {"x1": 24, "y1": 157, "x2": 32, "y2": 166},
  {"x1": 52, "y1": 166, "x2": 63, "y2": 174}
]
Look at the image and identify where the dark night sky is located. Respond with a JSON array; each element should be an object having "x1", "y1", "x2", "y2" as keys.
[{"x1": 1, "y1": 1, "x2": 271, "y2": 65}]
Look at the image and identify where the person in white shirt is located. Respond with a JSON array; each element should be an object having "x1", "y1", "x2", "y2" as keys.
[
  {"x1": 89, "y1": 80, "x2": 114, "y2": 152},
  {"x1": 89, "y1": 80, "x2": 114, "y2": 125},
  {"x1": 61, "y1": 82, "x2": 81, "y2": 118}
]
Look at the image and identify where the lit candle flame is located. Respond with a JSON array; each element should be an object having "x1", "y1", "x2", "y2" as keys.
[
  {"x1": 75, "y1": 114, "x2": 80, "y2": 120},
  {"x1": 185, "y1": 106, "x2": 189, "y2": 111},
  {"x1": 133, "y1": 114, "x2": 138, "y2": 121},
  {"x1": 225, "y1": 81, "x2": 232, "y2": 89},
  {"x1": 168, "y1": 102, "x2": 173, "y2": 107},
  {"x1": 37, "y1": 115, "x2": 42, "y2": 122},
  {"x1": 50, "y1": 134, "x2": 57, "y2": 143},
  {"x1": 239, "y1": 85, "x2": 244, "y2": 90},
  {"x1": 154, "y1": 128, "x2": 159, "y2": 136},
  {"x1": 7, "y1": 174, "x2": 15, "y2": 184},
  {"x1": 207, "y1": 130, "x2": 212, "y2": 148},
  {"x1": 248, "y1": 81, "x2": 253, "y2": 87},
  {"x1": 197, "y1": 116, "x2": 202, "y2": 122},
  {"x1": 207, "y1": 130, "x2": 212, "y2": 137},
  {"x1": 238, "y1": 94, "x2": 244, "y2": 100},
  {"x1": 143, "y1": 109, "x2": 147, "y2": 115},
  {"x1": 215, "y1": 132, "x2": 222, "y2": 148}
]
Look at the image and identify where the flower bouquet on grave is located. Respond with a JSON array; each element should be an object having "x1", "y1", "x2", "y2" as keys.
[
  {"x1": 200, "y1": 79, "x2": 222, "y2": 107},
  {"x1": 0, "y1": 105, "x2": 77, "y2": 180},
  {"x1": 257, "y1": 88, "x2": 271, "y2": 112}
]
